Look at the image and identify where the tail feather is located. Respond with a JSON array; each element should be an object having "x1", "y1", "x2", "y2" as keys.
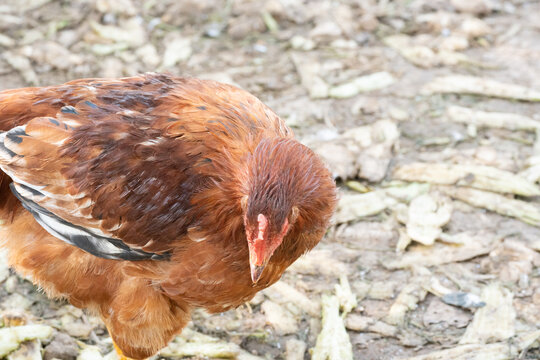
[{"x1": 0, "y1": 130, "x2": 19, "y2": 220}]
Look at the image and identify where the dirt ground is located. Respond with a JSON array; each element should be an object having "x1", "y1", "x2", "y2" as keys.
[{"x1": 1, "y1": 0, "x2": 540, "y2": 359}]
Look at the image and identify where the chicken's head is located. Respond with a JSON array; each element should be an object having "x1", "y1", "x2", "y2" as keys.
[
  {"x1": 241, "y1": 138, "x2": 335, "y2": 284},
  {"x1": 243, "y1": 209, "x2": 296, "y2": 283}
]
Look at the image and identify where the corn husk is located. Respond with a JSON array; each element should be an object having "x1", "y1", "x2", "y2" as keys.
[
  {"x1": 401, "y1": 330, "x2": 540, "y2": 360},
  {"x1": 406, "y1": 193, "x2": 453, "y2": 245},
  {"x1": 0, "y1": 325, "x2": 54, "y2": 357},
  {"x1": 459, "y1": 283, "x2": 515, "y2": 344},
  {"x1": 393, "y1": 163, "x2": 540, "y2": 197},
  {"x1": 335, "y1": 275, "x2": 357, "y2": 315},
  {"x1": 421, "y1": 75, "x2": 540, "y2": 101},
  {"x1": 334, "y1": 190, "x2": 392, "y2": 223},
  {"x1": 161, "y1": 328, "x2": 263, "y2": 360},
  {"x1": 329, "y1": 72, "x2": 395, "y2": 99},
  {"x1": 439, "y1": 186, "x2": 540, "y2": 226},
  {"x1": 446, "y1": 105, "x2": 540, "y2": 131},
  {"x1": 385, "y1": 231, "x2": 497, "y2": 269},
  {"x1": 311, "y1": 295, "x2": 353, "y2": 360},
  {"x1": 345, "y1": 314, "x2": 397, "y2": 337}
]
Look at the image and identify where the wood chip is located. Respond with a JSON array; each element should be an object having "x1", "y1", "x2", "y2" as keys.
[{"x1": 421, "y1": 75, "x2": 540, "y2": 102}]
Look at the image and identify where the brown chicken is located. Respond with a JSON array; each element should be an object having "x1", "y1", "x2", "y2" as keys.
[{"x1": 0, "y1": 73, "x2": 336, "y2": 359}]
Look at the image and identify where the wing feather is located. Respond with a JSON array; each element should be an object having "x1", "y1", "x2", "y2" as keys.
[{"x1": 0, "y1": 73, "x2": 290, "y2": 261}]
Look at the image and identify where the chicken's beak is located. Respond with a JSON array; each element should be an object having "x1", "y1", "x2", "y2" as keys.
[{"x1": 250, "y1": 260, "x2": 268, "y2": 283}]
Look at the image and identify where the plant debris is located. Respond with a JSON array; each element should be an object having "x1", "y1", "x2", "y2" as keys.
[
  {"x1": 421, "y1": 75, "x2": 540, "y2": 102},
  {"x1": 2, "y1": 1, "x2": 540, "y2": 359}
]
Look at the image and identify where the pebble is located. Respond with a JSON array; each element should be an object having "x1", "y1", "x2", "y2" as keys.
[{"x1": 44, "y1": 333, "x2": 79, "y2": 360}]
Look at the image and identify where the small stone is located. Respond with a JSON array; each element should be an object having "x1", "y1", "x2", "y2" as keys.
[
  {"x1": 460, "y1": 18, "x2": 492, "y2": 38},
  {"x1": 44, "y1": 333, "x2": 79, "y2": 360},
  {"x1": 160, "y1": 35, "x2": 192, "y2": 69},
  {"x1": 95, "y1": 0, "x2": 136, "y2": 15},
  {"x1": 0, "y1": 34, "x2": 15, "y2": 47},
  {"x1": 359, "y1": 13, "x2": 379, "y2": 32},
  {"x1": 100, "y1": 57, "x2": 124, "y2": 78},
  {"x1": 227, "y1": 15, "x2": 265, "y2": 40},
  {"x1": 290, "y1": 35, "x2": 315, "y2": 51},
  {"x1": 3, "y1": 52, "x2": 38, "y2": 85},
  {"x1": 368, "y1": 281, "x2": 396, "y2": 300},
  {"x1": 424, "y1": 297, "x2": 472, "y2": 328},
  {"x1": 439, "y1": 35, "x2": 469, "y2": 52},
  {"x1": 204, "y1": 23, "x2": 223, "y2": 38},
  {"x1": 135, "y1": 44, "x2": 160, "y2": 67},
  {"x1": 309, "y1": 21, "x2": 342, "y2": 39},
  {"x1": 388, "y1": 107, "x2": 408, "y2": 121},
  {"x1": 442, "y1": 292, "x2": 486, "y2": 308}
]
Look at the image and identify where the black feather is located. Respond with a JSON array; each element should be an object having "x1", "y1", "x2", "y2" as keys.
[
  {"x1": 6, "y1": 128, "x2": 27, "y2": 144},
  {"x1": 9, "y1": 183, "x2": 170, "y2": 261}
]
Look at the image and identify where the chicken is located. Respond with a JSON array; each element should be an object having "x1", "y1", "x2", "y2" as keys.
[{"x1": 0, "y1": 73, "x2": 337, "y2": 359}]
